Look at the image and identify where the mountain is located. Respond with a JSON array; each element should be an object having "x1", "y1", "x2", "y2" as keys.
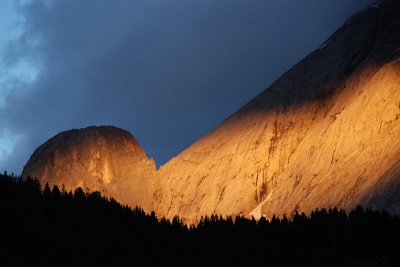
[
  {"x1": 22, "y1": 0, "x2": 400, "y2": 222},
  {"x1": 22, "y1": 126, "x2": 156, "y2": 211},
  {"x1": 152, "y1": 0, "x2": 400, "y2": 221}
]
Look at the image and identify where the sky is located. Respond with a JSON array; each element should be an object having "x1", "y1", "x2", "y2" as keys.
[{"x1": 0, "y1": 0, "x2": 375, "y2": 174}]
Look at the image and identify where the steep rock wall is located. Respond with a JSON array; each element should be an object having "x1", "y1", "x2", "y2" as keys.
[{"x1": 153, "y1": 0, "x2": 400, "y2": 221}]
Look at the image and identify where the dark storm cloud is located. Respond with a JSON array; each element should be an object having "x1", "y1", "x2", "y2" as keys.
[{"x1": 0, "y1": 0, "x2": 374, "y2": 173}]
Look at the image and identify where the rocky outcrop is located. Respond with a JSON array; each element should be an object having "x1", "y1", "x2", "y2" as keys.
[
  {"x1": 152, "y1": 0, "x2": 400, "y2": 221},
  {"x1": 22, "y1": 126, "x2": 156, "y2": 211}
]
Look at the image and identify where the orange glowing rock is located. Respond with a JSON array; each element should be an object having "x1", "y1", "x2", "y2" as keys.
[
  {"x1": 152, "y1": 0, "x2": 400, "y2": 222},
  {"x1": 22, "y1": 126, "x2": 156, "y2": 212}
]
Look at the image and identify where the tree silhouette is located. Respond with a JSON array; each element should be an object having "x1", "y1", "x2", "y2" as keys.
[{"x1": 0, "y1": 172, "x2": 400, "y2": 266}]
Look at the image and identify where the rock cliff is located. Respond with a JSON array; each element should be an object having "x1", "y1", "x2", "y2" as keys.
[
  {"x1": 22, "y1": 126, "x2": 156, "y2": 211},
  {"x1": 153, "y1": 0, "x2": 400, "y2": 221}
]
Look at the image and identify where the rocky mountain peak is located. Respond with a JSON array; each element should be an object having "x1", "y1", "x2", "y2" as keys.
[{"x1": 22, "y1": 126, "x2": 156, "y2": 211}]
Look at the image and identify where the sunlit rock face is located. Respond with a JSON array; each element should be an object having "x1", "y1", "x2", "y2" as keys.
[
  {"x1": 22, "y1": 126, "x2": 156, "y2": 211},
  {"x1": 153, "y1": 0, "x2": 400, "y2": 221}
]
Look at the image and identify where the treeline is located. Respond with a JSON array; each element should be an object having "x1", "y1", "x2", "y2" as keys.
[{"x1": 0, "y1": 172, "x2": 400, "y2": 266}]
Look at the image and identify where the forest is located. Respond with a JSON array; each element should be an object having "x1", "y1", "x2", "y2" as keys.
[{"x1": 0, "y1": 172, "x2": 399, "y2": 266}]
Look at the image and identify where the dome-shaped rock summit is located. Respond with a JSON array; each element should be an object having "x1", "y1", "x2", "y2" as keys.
[{"x1": 22, "y1": 126, "x2": 156, "y2": 211}]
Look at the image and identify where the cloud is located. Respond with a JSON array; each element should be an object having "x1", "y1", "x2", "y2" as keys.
[{"x1": 0, "y1": 0, "x2": 374, "y2": 173}]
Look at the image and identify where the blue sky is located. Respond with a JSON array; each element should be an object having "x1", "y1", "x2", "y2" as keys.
[
  {"x1": 0, "y1": 0, "x2": 20, "y2": 166},
  {"x1": 0, "y1": 0, "x2": 374, "y2": 174}
]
